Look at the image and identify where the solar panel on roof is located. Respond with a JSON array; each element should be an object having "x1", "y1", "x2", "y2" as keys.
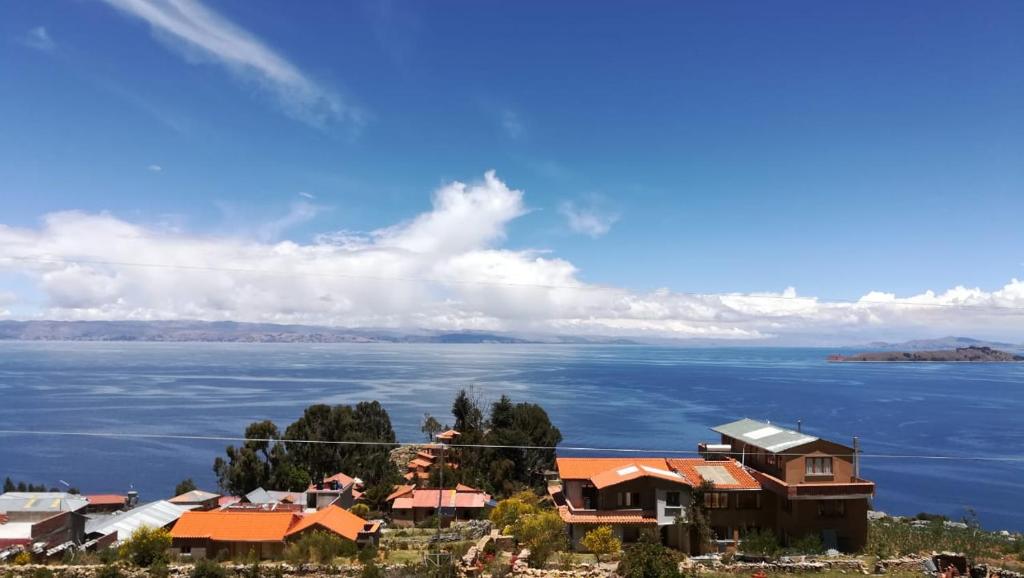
[{"x1": 695, "y1": 465, "x2": 737, "y2": 485}]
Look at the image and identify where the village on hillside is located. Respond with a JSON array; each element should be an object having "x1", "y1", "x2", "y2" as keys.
[{"x1": 2, "y1": 395, "x2": 1022, "y2": 578}]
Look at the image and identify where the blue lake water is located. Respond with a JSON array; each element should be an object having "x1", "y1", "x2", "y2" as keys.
[{"x1": 0, "y1": 342, "x2": 1022, "y2": 530}]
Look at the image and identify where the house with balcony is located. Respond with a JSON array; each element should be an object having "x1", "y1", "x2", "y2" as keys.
[
  {"x1": 405, "y1": 429, "x2": 461, "y2": 485},
  {"x1": 549, "y1": 457, "x2": 761, "y2": 553},
  {"x1": 707, "y1": 418, "x2": 875, "y2": 552}
]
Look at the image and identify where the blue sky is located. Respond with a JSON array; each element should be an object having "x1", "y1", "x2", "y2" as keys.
[{"x1": 1, "y1": 1, "x2": 1023, "y2": 341}]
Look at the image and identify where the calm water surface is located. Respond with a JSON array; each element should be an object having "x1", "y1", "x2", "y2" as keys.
[{"x1": 0, "y1": 342, "x2": 1021, "y2": 529}]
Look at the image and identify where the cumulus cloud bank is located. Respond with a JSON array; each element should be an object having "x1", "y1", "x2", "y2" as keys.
[{"x1": 1, "y1": 171, "x2": 1022, "y2": 343}]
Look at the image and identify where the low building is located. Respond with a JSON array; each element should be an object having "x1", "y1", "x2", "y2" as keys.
[
  {"x1": 83, "y1": 495, "x2": 128, "y2": 514},
  {"x1": 286, "y1": 505, "x2": 381, "y2": 547},
  {"x1": 405, "y1": 430, "x2": 461, "y2": 485},
  {"x1": 84, "y1": 500, "x2": 195, "y2": 549},
  {"x1": 0, "y1": 492, "x2": 90, "y2": 556},
  {"x1": 387, "y1": 484, "x2": 492, "y2": 528},
  {"x1": 710, "y1": 418, "x2": 874, "y2": 552},
  {"x1": 306, "y1": 473, "x2": 355, "y2": 510},
  {"x1": 169, "y1": 505, "x2": 374, "y2": 560},
  {"x1": 245, "y1": 488, "x2": 307, "y2": 508},
  {"x1": 168, "y1": 490, "x2": 221, "y2": 511}
]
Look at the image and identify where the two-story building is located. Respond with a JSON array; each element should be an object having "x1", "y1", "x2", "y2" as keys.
[
  {"x1": 549, "y1": 456, "x2": 760, "y2": 553},
  {"x1": 708, "y1": 418, "x2": 874, "y2": 552}
]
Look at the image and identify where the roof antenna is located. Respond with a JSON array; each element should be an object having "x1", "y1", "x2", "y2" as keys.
[{"x1": 797, "y1": 419, "x2": 802, "y2": 433}]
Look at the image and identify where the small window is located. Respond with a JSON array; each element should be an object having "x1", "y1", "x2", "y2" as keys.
[
  {"x1": 704, "y1": 492, "x2": 729, "y2": 509},
  {"x1": 805, "y1": 457, "x2": 833, "y2": 476},
  {"x1": 666, "y1": 491, "x2": 681, "y2": 507},
  {"x1": 617, "y1": 491, "x2": 641, "y2": 508}
]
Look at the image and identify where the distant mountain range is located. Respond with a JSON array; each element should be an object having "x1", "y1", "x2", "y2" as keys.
[
  {"x1": 0, "y1": 320, "x2": 638, "y2": 345},
  {"x1": 858, "y1": 336, "x2": 1023, "y2": 353}
]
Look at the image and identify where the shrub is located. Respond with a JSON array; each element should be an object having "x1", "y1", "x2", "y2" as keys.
[
  {"x1": 235, "y1": 562, "x2": 261, "y2": 578},
  {"x1": 98, "y1": 548, "x2": 119, "y2": 565},
  {"x1": 360, "y1": 562, "x2": 383, "y2": 578},
  {"x1": 515, "y1": 510, "x2": 566, "y2": 568},
  {"x1": 95, "y1": 565, "x2": 124, "y2": 578},
  {"x1": 357, "y1": 545, "x2": 378, "y2": 564},
  {"x1": 741, "y1": 528, "x2": 779, "y2": 557},
  {"x1": 120, "y1": 525, "x2": 172, "y2": 567},
  {"x1": 557, "y1": 551, "x2": 578, "y2": 570},
  {"x1": 581, "y1": 525, "x2": 621, "y2": 561},
  {"x1": 350, "y1": 503, "x2": 370, "y2": 518},
  {"x1": 617, "y1": 533, "x2": 681, "y2": 578},
  {"x1": 489, "y1": 494, "x2": 538, "y2": 533},
  {"x1": 786, "y1": 533, "x2": 824, "y2": 555},
  {"x1": 149, "y1": 561, "x2": 170, "y2": 578},
  {"x1": 31, "y1": 568, "x2": 53, "y2": 578},
  {"x1": 191, "y1": 559, "x2": 227, "y2": 578},
  {"x1": 12, "y1": 551, "x2": 32, "y2": 566}
]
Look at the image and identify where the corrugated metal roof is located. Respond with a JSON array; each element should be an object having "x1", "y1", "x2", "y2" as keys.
[
  {"x1": 85, "y1": 500, "x2": 196, "y2": 540},
  {"x1": 712, "y1": 418, "x2": 818, "y2": 453},
  {"x1": 168, "y1": 490, "x2": 219, "y2": 504},
  {"x1": 0, "y1": 492, "x2": 89, "y2": 513}
]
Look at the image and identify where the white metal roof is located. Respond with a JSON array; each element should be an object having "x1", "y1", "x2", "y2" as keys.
[
  {"x1": 85, "y1": 500, "x2": 195, "y2": 540},
  {"x1": 0, "y1": 492, "x2": 89, "y2": 513},
  {"x1": 712, "y1": 418, "x2": 819, "y2": 453}
]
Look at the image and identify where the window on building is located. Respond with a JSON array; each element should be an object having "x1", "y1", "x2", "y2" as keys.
[
  {"x1": 704, "y1": 492, "x2": 729, "y2": 509},
  {"x1": 818, "y1": 500, "x2": 846, "y2": 518},
  {"x1": 805, "y1": 456, "x2": 833, "y2": 476},
  {"x1": 766, "y1": 453, "x2": 777, "y2": 466},
  {"x1": 666, "y1": 491, "x2": 681, "y2": 507},
  {"x1": 736, "y1": 492, "x2": 761, "y2": 509},
  {"x1": 617, "y1": 491, "x2": 641, "y2": 508}
]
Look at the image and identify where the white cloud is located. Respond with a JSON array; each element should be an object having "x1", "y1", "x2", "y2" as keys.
[
  {"x1": 99, "y1": 0, "x2": 361, "y2": 128},
  {"x1": 298, "y1": 191, "x2": 315, "y2": 200},
  {"x1": 21, "y1": 26, "x2": 56, "y2": 53},
  {"x1": 1, "y1": 171, "x2": 1022, "y2": 343},
  {"x1": 147, "y1": 164, "x2": 163, "y2": 172},
  {"x1": 500, "y1": 109, "x2": 524, "y2": 139},
  {"x1": 559, "y1": 200, "x2": 619, "y2": 238}
]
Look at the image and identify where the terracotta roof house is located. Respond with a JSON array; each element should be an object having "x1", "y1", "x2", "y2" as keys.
[
  {"x1": 169, "y1": 505, "x2": 375, "y2": 560},
  {"x1": 286, "y1": 505, "x2": 380, "y2": 547},
  {"x1": 387, "y1": 484, "x2": 492, "y2": 528},
  {"x1": 707, "y1": 418, "x2": 875, "y2": 552},
  {"x1": 306, "y1": 473, "x2": 355, "y2": 510},
  {"x1": 83, "y1": 495, "x2": 128, "y2": 514},
  {"x1": 168, "y1": 490, "x2": 221, "y2": 511},
  {"x1": 405, "y1": 430, "x2": 461, "y2": 485}
]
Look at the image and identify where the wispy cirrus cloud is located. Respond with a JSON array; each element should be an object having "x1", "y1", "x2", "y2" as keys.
[
  {"x1": 20, "y1": 26, "x2": 56, "y2": 53},
  {"x1": 99, "y1": 0, "x2": 362, "y2": 128}
]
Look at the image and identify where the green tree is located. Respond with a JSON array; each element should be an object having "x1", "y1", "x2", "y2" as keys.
[
  {"x1": 484, "y1": 398, "x2": 562, "y2": 493},
  {"x1": 213, "y1": 420, "x2": 295, "y2": 495},
  {"x1": 3, "y1": 477, "x2": 15, "y2": 492},
  {"x1": 119, "y1": 526, "x2": 172, "y2": 567},
  {"x1": 740, "y1": 528, "x2": 779, "y2": 557},
  {"x1": 515, "y1": 510, "x2": 566, "y2": 568},
  {"x1": 421, "y1": 414, "x2": 443, "y2": 441},
  {"x1": 284, "y1": 402, "x2": 397, "y2": 486},
  {"x1": 174, "y1": 478, "x2": 197, "y2": 497},
  {"x1": 581, "y1": 525, "x2": 621, "y2": 562},
  {"x1": 350, "y1": 503, "x2": 370, "y2": 518},
  {"x1": 617, "y1": 532, "x2": 682, "y2": 578}
]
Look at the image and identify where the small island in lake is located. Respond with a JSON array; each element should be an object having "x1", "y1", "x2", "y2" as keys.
[{"x1": 828, "y1": 345, "x2": 1024, "y2": 362}]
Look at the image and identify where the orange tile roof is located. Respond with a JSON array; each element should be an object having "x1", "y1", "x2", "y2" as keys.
[
  {"x1": 85, "y1": 494, "x2": 127, "y2": 506},
  {"x1": 666, "y1": 458, "x2": 761, "y2": 490},
  {"x1": 307, "y1": 472, "x2": 354, "y2": 492},
  {"x1": 556, "y1": 505, "x2": 657, "y2": 525},
  {"x1": 286, "y1": 505, "x2": 369, "y2": 542},
  {"x1": 436, "y1": 429, "x2": 460, "y2": 441},
  {"x1": 386, "y1": 485, "x2": 416, "y2": 502},
  {"x1": 555, "y1": 458, "x2": 673, "y2": 480},
  {"x1": 590, "y1": 462, "x2": 688, "y2": 490},
  {"x1": 170, "y1": 511, "x2": 297, "y2": 542}
]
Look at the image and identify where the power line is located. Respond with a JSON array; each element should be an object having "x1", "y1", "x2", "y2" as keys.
[
  {"x1": 2, "y1": 255, "x2": 1023, "y2": 312},
  {"x1": 1, "y1": 429, "x2": 1023, "y2": 463}
]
